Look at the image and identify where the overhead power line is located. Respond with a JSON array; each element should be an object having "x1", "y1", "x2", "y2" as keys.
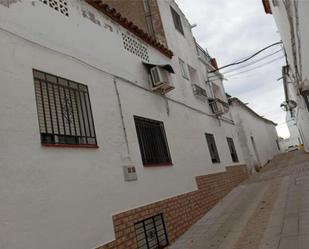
[
  {"x1": 209, "y1": 41, "x2": 283, "y2": 73},
  {"x1": 208, "y1": 55, "x2": 284, "y2": 81},
  {"x1": 219, "y1": 49, "x2": 283, "y2": 75},
  {"x1": 223, "y1": 56, "x2": 284, "y2": 78}
]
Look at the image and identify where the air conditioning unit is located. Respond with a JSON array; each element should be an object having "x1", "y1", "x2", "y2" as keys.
[
  {"x1": 209, "y1": 99, "x2": 226, "y2": 115},
  {"x1": 150, "y1": 66, "x2": 175, "y2": 94}
]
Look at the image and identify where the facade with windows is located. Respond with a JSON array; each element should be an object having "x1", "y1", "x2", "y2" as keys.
[
  {"x1": 0, "y1": 1, "x2": 278, "y2": 249},
  {"x1": 262, "y1": 0, "x2": 309, "y2": 152},
  {"x1": 229, "y1": 97, "x2": 279, "y2": 174}
]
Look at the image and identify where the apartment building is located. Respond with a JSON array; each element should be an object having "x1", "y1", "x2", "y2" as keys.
[
  {"x1": 0, "y1": 1, "x2": 278, "y2": 249},
  {"x1": 229, "y1": 98, "x2": 280, "y2": 173},
  {"x1": 262, "y1": 0, "x2": 309, "y2": 152}
]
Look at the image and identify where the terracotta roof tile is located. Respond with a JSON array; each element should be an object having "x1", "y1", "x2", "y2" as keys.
[{"x1": 85, "y1": 0, "x2": 174, "y2": 58}]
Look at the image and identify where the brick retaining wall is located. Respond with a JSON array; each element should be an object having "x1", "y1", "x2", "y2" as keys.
[{"x1": 97, "y1": 165, "x2": 248, "y2": 249}]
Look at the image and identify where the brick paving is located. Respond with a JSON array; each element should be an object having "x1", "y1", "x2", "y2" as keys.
[{"x1": 170, "y1": 150, "x2": 309, "y2": 249}]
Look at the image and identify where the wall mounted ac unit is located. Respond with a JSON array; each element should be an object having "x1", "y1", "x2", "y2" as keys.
[
  {"x1": 209, "y1": 99, "x2": 227, "y2": 115},
  {"x1": 150, "y1": 66, "x2": 175, "y2": 94}
]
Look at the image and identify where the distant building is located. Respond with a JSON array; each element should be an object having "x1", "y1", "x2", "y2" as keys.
[
  {"x1": 229, "y1": 98, "x2": 279, "y2": 173},
  {"x1": 0, "y1": 1, "x2": 279, "y2": 249},
  {"x1": 262, "y1": 0, "x2": 309, "y2": 152}
]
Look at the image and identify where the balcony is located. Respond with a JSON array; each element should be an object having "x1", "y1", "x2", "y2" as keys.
[
  {"x1": 192, "y1": 84, "x2": 207, "y2": 99},
  {"x1": 196, "y1": 43, "x2": 212, "y2": 64}
]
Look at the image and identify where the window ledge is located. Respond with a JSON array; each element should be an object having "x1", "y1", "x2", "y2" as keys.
[
  {"x1": 42, "y1": 144, "x2": 99, "y2": 149},
  {"x1": 143, "y1": 163, "x2": 173, "y2": 167}
]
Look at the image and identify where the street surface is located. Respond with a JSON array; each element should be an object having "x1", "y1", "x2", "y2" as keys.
[{"x1": 170, "y1": 150, "x2": 309, "y2": 249}]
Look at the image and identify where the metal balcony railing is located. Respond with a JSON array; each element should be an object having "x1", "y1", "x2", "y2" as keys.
[
  {"x1": 192, "y1": 84, "x2": 207, "y2": 98},
  {"x1": 196, "y1": 43, "x2": 212, "y2": 64}
]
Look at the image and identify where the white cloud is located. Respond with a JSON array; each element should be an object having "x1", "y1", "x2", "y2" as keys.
[{"x1": 175, "y1": 0, "x2": 289, "y2": 138}]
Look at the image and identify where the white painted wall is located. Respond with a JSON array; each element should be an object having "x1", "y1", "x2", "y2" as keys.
[
  {"x1": 0, "y1": 1, "x2": 245, "y2": 249},
  {"x1": 229, "y1": 100, "x2": 279, "y2": 173},
  {"x1": 268, "y1": 0, "x2": 309, "y2": 152}
]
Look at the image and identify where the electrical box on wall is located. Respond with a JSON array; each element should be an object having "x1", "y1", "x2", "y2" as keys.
[{"x1": 122, "y1": 166, "x2": 138, "y2": 181}]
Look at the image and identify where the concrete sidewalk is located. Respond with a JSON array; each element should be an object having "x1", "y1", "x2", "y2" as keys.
[{"x1": 170, "y1": 150, "x2": 309, "y2": 249}]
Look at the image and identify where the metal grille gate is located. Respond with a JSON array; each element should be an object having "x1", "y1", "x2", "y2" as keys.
[{"x1": 135, "y1": 214, "x2": 169, "y2": 249}]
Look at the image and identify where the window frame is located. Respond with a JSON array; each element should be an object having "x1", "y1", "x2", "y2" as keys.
[
  {"x1": 134, "y1": 116, "x2": 172, "y2": 166},
  {"x1": 33, "y1": 69, "x2": 98, "y2": 148},
  {"x1": 170, "y1": 6, "x2": 184, "y2": 35},
  {"x1": 226, "y1": 137, "x2": 239, "y2": 163},
  {"x1": 134, "y1": 213, "x2": 169, "y2": 249},
  {"x1": 205, "y1": 133, "x2": 220, "y2": 163},
  {"x1": 302, "y1": 90, "x2": 309, "y2": 112},
  {"x1": 179, "y1": 58, "x2": 189, "y2": 80}
]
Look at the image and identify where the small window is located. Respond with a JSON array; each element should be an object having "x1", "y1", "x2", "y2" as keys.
[
  {"x1": 135, "y1": 214, "x2": 169, "y2": 249},
  {"x1": 188, "y1": 65, "x2": 198, "y2": 84},
  {"x1": 179, "y1": 58, "x2": 189, "y2": 79},
  {"x1": 205, "y1": 133, "x2": 220, "y2": 163},
  {"x1": 134, "y1": 116, "x2": 172, "y2": 166},
  {"x1": 33, "y1": 70, "x2": 97, "y2": 146},
  {"x1": 227, "y1": 137, "x2": 239, "y2": 163},
  {"x1": 302, "y1": 90, "x2": 309, "y2": 112},
  {"x1": 170, "y1": 6, "x2": 184, "y2": 35}
]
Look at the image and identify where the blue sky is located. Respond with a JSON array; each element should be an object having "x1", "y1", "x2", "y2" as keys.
[{"x1": 175, "y1": 0, "x2": 289, "y2": 138}]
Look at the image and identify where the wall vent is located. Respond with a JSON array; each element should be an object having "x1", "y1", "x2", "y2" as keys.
[
  {"x1": 39, "y1": 0, "x2": 69, "y2": 17},
  {"x1": 122, "y1": 33, "x2": 149, "y2": 62}
]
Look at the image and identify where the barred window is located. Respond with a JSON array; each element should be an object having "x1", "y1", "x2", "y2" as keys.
[
  {"x1": 33, "y1": 70, "x2": 97, "y2": 146},
  {"x1": 205, "y1": 133, "x2": 220, "y2": 163},
  {"x1": 134, "y1": 116, "x2": 172, "y2": 166},
  {"x1": 227, "y1": 137, "x2": 239, "y2": 163},
  {"x1": 135, "y1": 214, "x2": 169, "y2": 249}
]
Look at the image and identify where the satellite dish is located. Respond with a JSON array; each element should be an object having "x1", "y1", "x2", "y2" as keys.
[
  {"x1": 287, "y1": 100, "x2": 297, "y2": 109},
  {"x1": 280, "y1": 101, "x2": 288, "y2": 111},
  {"x1": 280, "y1": 100, "x2": 297, "y2": 111}
]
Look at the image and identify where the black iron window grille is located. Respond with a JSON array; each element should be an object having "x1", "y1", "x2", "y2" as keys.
[
  {"x1": 135, "y1": 213, "x2": 169, "y2": 249},
  {"x1": 134, "y1": 116, "x2": 172, "y2": 165},
  {"x1": 33, "y1": 69, "x2": 97, "y2": 146},
  {"x1": 170, "y1": 6, "x2": 184, "y2": 35},
  {"x1": 227, "y1": 137, "x2": 239, "y2": 163},
  {"x1": 205, "y1": 133, "x2": 220, "y2": 163}
]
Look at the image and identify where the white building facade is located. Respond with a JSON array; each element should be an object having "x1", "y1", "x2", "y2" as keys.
[
  {"x1": 263, "y1": 0, "x2": 309, "y2": 152},
  {"x1": 0, "y1": 1, "x2": 278, "y2": 249},
  {"x1": 229, "y1": 98, "x2": 280, "y2": 173}
]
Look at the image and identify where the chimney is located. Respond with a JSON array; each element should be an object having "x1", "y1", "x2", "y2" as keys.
[{"x1": 210, "y1": 58, "x2": 218, "y2": 70}]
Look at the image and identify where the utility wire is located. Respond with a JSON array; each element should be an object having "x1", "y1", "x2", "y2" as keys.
[
  {"x1": 223, "y1": 56, "x2": 284, "y2": 78},
  {"x1": 218, "y1": 49, "x2": 283, "y2": 75},
  {"x1": 207, "y1": 49, "x2": 282, "y2": 80},
  {"x1": 209, "y1": 41, "x2": 283, "y2": 73},
  {"x1": 208, "y1": 55, "x2": 284, "y2": 80}
]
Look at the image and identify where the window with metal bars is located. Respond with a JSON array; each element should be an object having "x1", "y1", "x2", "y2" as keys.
[
  {"x1": 205, "y1": 133, "x2": 220, "y2": 163},
  {"x1": 33, "y1": 69, "x2": 97, "y2": 146},
  {"x1": 135, "y1": 214, "x2": 169, "y2": 249},
  {"x1": 134, "y1": 116, "x2": 172, "y2": 166},
  {"x1": 227, "y1": 137, "x2": 239, "y2": 163}
]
